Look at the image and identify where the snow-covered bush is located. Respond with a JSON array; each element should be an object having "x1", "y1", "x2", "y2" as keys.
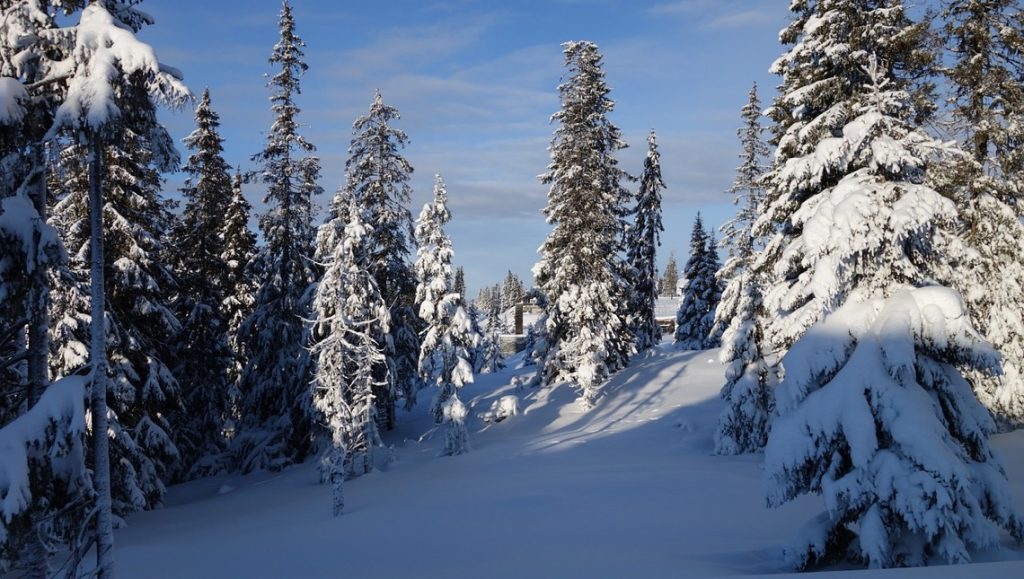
[{"x1": 481, "y1": 395, "x2": 520, "y2": 423}]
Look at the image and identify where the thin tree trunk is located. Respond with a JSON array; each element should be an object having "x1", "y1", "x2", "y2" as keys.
[
  {"x1": 25, "y1": 142, "x2": 51, "y2": 579},
  {"x1": 88, "y1": 135, "x2": 115, "y2": 578}
]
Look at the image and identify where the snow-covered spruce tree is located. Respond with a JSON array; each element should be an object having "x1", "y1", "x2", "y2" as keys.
[
  {"x1": 712, "y1": 83, "x2": 773, "y2": 455},
  {"x1": 466, "y1": 301, "x2": 488, "y2": 373},
  {"x1": 235, "y1": 0, "x2": 322, "y2": 472},
  {"x1": 502, "y1": 270, "x2": 525, "y2": 310},
  {"x1": 415, "y1": 175, "x2": 474, "y2": 454},
  {"x1": 168, "y1": 89, "x2": 235, "y2": 478},
  {"x1": 454, "y1": 265, "x2": 466, "y2": 303},
  {"x1": 311, "y1": 199, "x2": 391, "y2": 516},
  {"x1": 482, "y1": 284, "x2": 508, "y2": 333},
  {"x1": 627, "y1": 130, "x2": 665, "y2": 352},
  {"x1": 51, "y1": 69, "x2": 183, "y2": 516},
  {"x1": 720, "y1": 83, "x2": 770, "y2": 260},
  {"x1": 674, "y1": 213, "x2": 719, "y2": 349},
  {"x1": 713, "y1": 265, "x2": 771, "y2": 455},
  {"x1": 941, "y1": 0, "x2": 1024, "y2": 429},
  {"x1": 711, "y1": 82, "x2": 769, "y2": 343},
  {"x1": 221, "y1": 171, "x2": 256, "y2": 382},
  {"x1": 532, "y1": 41, "x2": 634, "y2": 407},
  {"x1": 661, "y1": 251, "x2": 678, "y2": 297},
  {"x1": 0, "y1": 5, "x2": 95, "y2": 572},
  {"x1": 702, "y1": 232, "x2": 722, "y2": 347},
  {"x1": 47, "y1": 2, "x2": 189, "y2": 575},
  {"x1": 342, "y1": 90, "x2": 420, "y2": 422},
  {"x1": 480, "y1": 283, "x2": 509, "y2": 369},
  {"x1": 415, "y1": 174, "x2": 456, "y2": 418},
  {"x1": 759, "y1": 26, "x2": 1023, "y2": 568},
  {"x1": 943, "y1": 0, "x2": 1024, "y2": 181},
  {"x1": 478, "y1": 322, "x2": 506, "y2": 374},
  {"x1": 0, "y1": 52, "x2": 80, "y2": 575},
  {"x1": 753, "y1": 0, "x2": 936, "y2": 355}
]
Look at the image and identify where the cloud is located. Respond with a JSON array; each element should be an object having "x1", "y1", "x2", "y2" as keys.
[
  {"x1": 709, "y1": 9, "x2": 775, "y2": 29},
  {"x1": 647, "y1": 0, "x2": 716, "y2": 16},
  {"x1": 321, "y1": 15, "x2": 499, "y2": 80},
  {"x1": 647, "y1": 0, "x2": 777, "y2": 29}
]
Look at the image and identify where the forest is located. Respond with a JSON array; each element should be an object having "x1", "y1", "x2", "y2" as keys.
[{"x1": 1, "y1": 0, "x2": 1024, "y2": 577}]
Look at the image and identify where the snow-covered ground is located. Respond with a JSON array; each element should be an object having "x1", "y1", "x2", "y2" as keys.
[{"x1": 115, "y1": 342, "x2": 1024, "y2": 578}]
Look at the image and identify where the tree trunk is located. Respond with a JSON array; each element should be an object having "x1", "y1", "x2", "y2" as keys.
[
  {"x1": 88, "y1": 135, "x2": 115, "y2": 578},
  {"x1": 25, "y1": 143, "x2": 51, "y2": 579}
]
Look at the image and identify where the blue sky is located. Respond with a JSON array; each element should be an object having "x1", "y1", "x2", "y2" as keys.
[{"x1": 139, "y1": 0, "x2": 788, "y2": 297}]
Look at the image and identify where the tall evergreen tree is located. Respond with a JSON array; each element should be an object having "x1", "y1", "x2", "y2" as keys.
[
  {"x1": 753, "y1": 0, "x2": 936, "y2": 354},
  {"x1": 477, "y1": 315, "x2": 506, "y2": 375},
  {"x1": 712, "y1": 84, "x2": 769, "y2": 340},
  {"x1": 502, "y1": 270, "x2": 525, "y2": 310},
  {"x1": 941, "y1": 0, "x2": 1024, "y2": 429},
  {"x1": 943, "y1": 0, "x2": 1024, "y2": 181},
  {"x1": 712, "y1": 82, "x2": 773, "y2": 455},
  {"x1": 415, "y1": 176, "x2": 474, "y2": 454},
  {"x1": 532, "y1": 41, "x2": 634, "y2": 407},
  {"x1": 758, "y1": 1, "x2": 1022, "y2": 568},
  {"x1": 661, "y1": 251, "x2": 678, "y2": 297},
  {"x1": 235, "y1": 0, "x2": 322, "y2": 472},
  {"x1": 47, "y1": 2, "x2": 190, "y2": 574},
  {"x1": 454, "y1": 266, "x2": 466, "y2": 303},
  {"x1": 674, "y1": 214, "x2": 719, "y2": 349},
  {"x1": 51, "y1": 69, "x2": 183, "y2": 515},
  {"x1": 221, "y1": 170, "x2": 257, "y2": 383},
  {"x1": 311, "y1": 199, "x2": 390, "y2": 516},
  {"x1": 169, "y1": 89, "x2": 235, "y2": 478},
  {"x1": 342, "y1": 91, "x2": 420, "y2": 422},
  {"x1": 719, "y1": 83, "x2": 769, "y2": 262},
  {"x1": 627, "y1": 130, "x2": 665, "y2": 352},
  {"x1": 0, "y1": 4, "x2": 88, "y2": 573}
]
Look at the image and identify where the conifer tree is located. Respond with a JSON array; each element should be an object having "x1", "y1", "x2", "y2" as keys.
[
  {"x1": 712, "y1": 83, "x2": 773, "y2": 455},
  {"x1": 674, "y1": 214, "x2": 718, "y2": 349},
  {"x1": 941, "y1": 0, "x2": 1024, "y2": 429},
  {"x1": 414, "y1": 176, "x2": 474, "y2": 454},
  {"x1": 627, "y1": 130, "x2": 665, "y2": 352},
  {"x1": 311, "y1": 199, "x2": 390, "y2": 516},
  {"x1": 47, "y1": 2, "x2": 190, "y2": 574},
  {"x1": 502, "y1": 270, "x2": 525, "y2": 310},
  {"x1": 51, "y1": 70, "x2": 184, "y2": 515},
  {"x1": 169, "y1": 89, "x2": 235, "y2": 477},
  {"x1": 478, "y1": 321, "x2": 506, "y2": 374},
  {"x1": 661, "y1": 252, "x2": 678, "y2": 297},
  {"x1": 758, "y1": 1, "x2": 1022, "y2": 567},
  {"x1": 711, "y1": 83, "x2": 769, "y2": 343},
  {"x1": 342, "y1": 91, "x2": 420, "y2": 421},
  {"x1": 0, "y1": 4, "x2": 88, "y2": 572},
  {"x1": 454, "y1": 266, "x2": 466, "y2": 303},
  {"x1": 235, "y1": 0, "x2": 322, "y2": 472},
  {"x1": 221, "y1": 171, "x2": 257, "y2": 381},
  {"x1": 465, "y1": 301, "x2": 488, "y2": 372},
  {"x1": 754, "y1": 0, "x2": 936, "y2": 353},
  {"x1": 532, "y1": 41, "x2": 634, "y2": 407}
]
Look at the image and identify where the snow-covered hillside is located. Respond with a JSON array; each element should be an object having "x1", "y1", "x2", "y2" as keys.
[{"x1": 114, "y1": 343, "x2": 1024, "y2": 578}]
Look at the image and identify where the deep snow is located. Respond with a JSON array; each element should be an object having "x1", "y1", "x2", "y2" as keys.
[{"x1": 114, "y1": 343, "x2": 1024, "y2": 578}]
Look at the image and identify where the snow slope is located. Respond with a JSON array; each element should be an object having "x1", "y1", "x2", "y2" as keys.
[{"x1": 115, "y1": 343, "x2": 1024, "y2": 578}]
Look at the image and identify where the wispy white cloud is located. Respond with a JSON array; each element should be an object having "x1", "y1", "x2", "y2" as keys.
[
  {"x1": 148, "y1": 0, "x2": 784, "y2": 292},
  {"x1": 709, "y1": 9, "x2": 775, "y2": 29},
  {"x1": 648, "y1": 0, "x2": 777, "y2": 30},
  {"x1": 648, "y1": 0, "x2": 721, "y2": 16}
]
